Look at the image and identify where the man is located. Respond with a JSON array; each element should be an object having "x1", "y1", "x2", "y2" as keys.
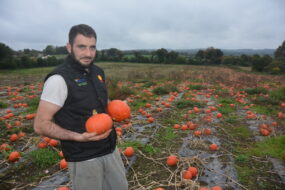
[{"x1": 34, "y1": 24, "x2": 128, "y2": 190}]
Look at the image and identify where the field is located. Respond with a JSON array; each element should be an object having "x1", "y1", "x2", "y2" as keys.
[{"x1": 0, "y1": 62, "x2": 285, "y2": 190}]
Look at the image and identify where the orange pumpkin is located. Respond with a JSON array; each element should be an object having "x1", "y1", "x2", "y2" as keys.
[
  {"x1": 211, "y1": 186, "x2": 222, "y2": 190},
  {"x1": 107, "y1": 100, "x2": 131, "y2": 121},
  {"x1": 167, "y1": 155, "x2": 178, "y2": 166},
  {"x1": 85, "y1": 113, "x2": 113, "y2": 135},
  {"x1": 10, "y1": 134, "x2": 18, "y2": 142},
  {"x1": 0, "y1": 143, "x2": 10, "y2": 151},
  {"x1": 57, "y1": 186, "x2": 70, "y2": 190},
  {"x1": 188, "y1": 166, "x2": 198, "y2": 177},
  {"x1": 60, "y1": 159, "x2": 68, "y2": 169},
  {"x1": 49, "y1": 139, "x2": 59, "y2": 147},
  {"x1": 8, "y1": 151, "x2": 21, "y2": 162},
  {"x1": 209, "y1": 144, "x2": 218, "y2": 151},
  {"x1": 199, "y1": 188, "x2": 209, "y2": 190},
  {"x1": 183, "y1": 170, "x2": 192, "y2": 179},
  {"x1": 124, "y1": 147, "x2": 135, "y2": 157}
]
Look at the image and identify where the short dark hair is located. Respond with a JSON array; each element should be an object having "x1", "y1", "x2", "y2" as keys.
[{"x1": 68, "y1": 24, "x2": 97, "y2": 44}]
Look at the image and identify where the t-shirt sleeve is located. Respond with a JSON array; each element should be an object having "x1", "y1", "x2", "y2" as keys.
[{"x1": 41, "y1": 75, "x2": 68, "y2": 107}]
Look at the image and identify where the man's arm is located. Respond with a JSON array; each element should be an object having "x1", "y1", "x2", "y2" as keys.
[{"x1": 34, "y1": 100, "x2": 111, "y2": 142}]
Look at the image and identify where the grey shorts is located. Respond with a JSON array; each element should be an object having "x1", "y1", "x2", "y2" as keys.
[{"x1": 68, "y1": 148, "x2": 128, "y2": 190}]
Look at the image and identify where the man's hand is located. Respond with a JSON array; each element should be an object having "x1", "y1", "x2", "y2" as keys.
[{"x1": 76, "y1": 129, "x2": 112, "y2": 142}]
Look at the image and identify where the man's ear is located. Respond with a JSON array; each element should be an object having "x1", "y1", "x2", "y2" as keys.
[{"x1": 66, "y1": 43, "x2": 71, "y2": 54}]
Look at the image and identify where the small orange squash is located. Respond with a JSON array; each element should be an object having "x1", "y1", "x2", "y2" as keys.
[
  {"x1": 8, "y1": 151, "x2": 21, "y2": 162},
  {"x1": 167, "y1": 155, "x2": 178, "y2": 166},
  {"x1": 107, "y1": 100, "x2": 131, "y2": 121},
  {"x1": 85, "y1": 113, "x2": 113, "y2": 135},
  {"x1": 124, "y1": 147, "x2": 135, "y2": 157}
]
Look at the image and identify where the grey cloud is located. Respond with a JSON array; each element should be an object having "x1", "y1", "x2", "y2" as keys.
[{"x1": 0, "y1": 0, "x2": 284, "y2": 50}]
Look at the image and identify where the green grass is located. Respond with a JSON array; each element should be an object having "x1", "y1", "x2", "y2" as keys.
[
  {"x1": 218, "y1": 98, "x2": 236, "y2": 105},
  {"x1": 249, "y1": 135, "x2": 285, "y2": 159},
  {"x1": 224, "y1": 114, "x2": 239, "y2": 124},
  {"x1": 217, "y1": 105, "x2": 235, "y2": 115},
  {"x1": 270, "y1": 87, "x2": 285, "y2": 101},
  {"x1": 152, "y1": 87, "x2": 169, "y2": 95},
  {"x1": 251, "y1": 104, "x2": 277, "y2": 115},
  {"x1": 130, "y1": 99, "x2": 148, "y2": 110},
  {"x1": 188, "y1": 84, "x2": 205, "y2": 90},
  {"x1": 174, "y1": 99, "x2": 203, "y2": 109},
  {"x1": 0, "y1": 67, "x2": 54, "y2": 75},
  {"x1": 252, "y1": 96, "x2": 280, "y2": 105},
  {"x1": 243, "y1": 87, "x2": 268, "y2": 95},
  {"x1": 25, "y1": 148, "x2": 61, "y2": 169},
  {"x1": 0, "y1": 101, "x2": 8, "y2": 108},
  {"x1": 156, "y1": 126, "x2": 177, "y2": 144}
]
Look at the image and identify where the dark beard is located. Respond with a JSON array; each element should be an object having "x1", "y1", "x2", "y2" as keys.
[{"x1": 70, "y1": 51, "x2": 95, "y2": 68}]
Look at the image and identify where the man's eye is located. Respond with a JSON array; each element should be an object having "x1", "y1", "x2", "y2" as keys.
[
  {"x1": 90, "y1": 46, "x2": 96, "y2": 50},
  {"x1": 78, "y1": 45, "x2": 86, "y2": 49}
]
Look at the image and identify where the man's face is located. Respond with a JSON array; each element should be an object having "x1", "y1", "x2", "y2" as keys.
[{"x1": 67, "y1": 34, "x2": 96, "y2": 67}]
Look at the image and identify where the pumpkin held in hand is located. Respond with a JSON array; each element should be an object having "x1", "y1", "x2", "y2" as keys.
[
  {"x1": 107, "y1": 100, "x2": 131, "y2": 121},
  {"x1": 85, "y1": 113, "x2": 113, "y2": 135}
]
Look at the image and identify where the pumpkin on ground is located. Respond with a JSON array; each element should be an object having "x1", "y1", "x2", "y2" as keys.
[
  {"x1": 8, "y1": 151, "x2": 21, "y2": 162},
  {"x1": 60, "y1": 159, "x2": 68, "y2": 169},
  {"x1": 107, "y1": 100, "x2": 131, "y2": 121},
  {"x1": 166, "y1": 155, "x2": 178, "y2": 166},
  {"x1": 85, "y1": 113, "x2": 113, "y2": 135},
  {"x1": 123, "y1": 147, "x2": 135, "y2": 157}
]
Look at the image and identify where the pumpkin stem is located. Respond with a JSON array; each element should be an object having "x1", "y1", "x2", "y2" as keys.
[{"x1": 92, "y1": 109, "x2": 98, "y2": 115}]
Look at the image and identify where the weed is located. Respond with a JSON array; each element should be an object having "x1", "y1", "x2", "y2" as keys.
[
  {"x1": 251, "y1": 104, "x2": 277, "y2": 115},
  {"x1": 218, "y1": 105, "x2": 235, "y2": 115},
  {"x1": 235, "y1": 154, "x2": 249, "y2": 163},
  {"x1": 252, "y1": 96, "x2": 279, "y2": 105},
  {"x1": 130, "y1": 99, "x2": 148, "y2": 110},
  {"x1": 152, "y1": 87, "x2": 169, "y2": 95},
  {"x1": 142, "y1": 81, "x2": 155, "y2": 88},
  {"x1": 157, "y1": 127, "x2": 177, "y2": 143},
  {"x1": 25, "y1": 148, "x2": 61, "y2": 169},
  {"x1": 249, "y1": 135, "x2": 285, "y2": 159},
  {"x1": 243, "y1": 87, "x2": 268, "y2": 95},
  {"x1": 174, "y1": 99, "x2": 202, "y2": 109},
  {"x1": 218, "y1": 98, "x2": 236, "y2": 105},
  {"x1": 224, "y1": 114, "x2": 239, "y2": 124},
  {"x1": 0, "y1": 101, "x2": 8, "y2": 109},
  {"x1": 270, "y1": 87, "x2": 285, "y2": 101},
  {"x1": 189, "y1": 84, "x2": 205, "y2": 90}
]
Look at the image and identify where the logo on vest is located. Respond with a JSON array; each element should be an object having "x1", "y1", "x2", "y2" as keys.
[
  {"x1": 74, "y1": 78, "x2": 88, "y2": 86},
  {"x1": 97, "y1": 75, "x2": 104, "y2": 82}
]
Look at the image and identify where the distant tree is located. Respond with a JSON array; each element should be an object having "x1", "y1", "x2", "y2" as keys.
[
  {"x1": 0, "y1": 42, "x2": 16, "y2": 69},
  {"x1": 43, "y1": 45, "x2": 56, "y2": 55},
  {"x1": 195, "y1": 47, "x2": 223, "y2": 64},
  {"x1": 195, "y1": 50, "x2": 204, "y2": 59},
  {"x1": 251, "y1": 54, "x2": 272, "y2": 72},
  {"x1": 274, "y1": 40, "x2": 285, "y2": 58},
  {"x1": 105, "y1": 48, "x2": 123, "y2": 61},
  {"x1": 134, "y1": 51, "x2": 144, "y2": 62},
  {"x1": 166, "y1": 51, "x2": 179, "y2": 64},
  {"x1": 154, "y1": 48, "x2": 168, "y2": 63},
  {"x1": 265, "y1": 58, "x2": 285, "y2": 74},
  {"x1": 55, "y1": 46, "x2": 68, "y2": 54},
  {"x1": 240, "y1": 54, "x2": 251, "y2": 66}
]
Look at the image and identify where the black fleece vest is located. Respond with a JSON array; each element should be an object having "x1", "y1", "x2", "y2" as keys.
[{"x1": 45, "y1": 56, "x2": 116, "y2": 162}]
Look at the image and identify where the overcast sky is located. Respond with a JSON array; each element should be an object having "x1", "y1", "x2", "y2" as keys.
[{"x1": 0, "y1": 0, "x2": 284, "y2": 51}]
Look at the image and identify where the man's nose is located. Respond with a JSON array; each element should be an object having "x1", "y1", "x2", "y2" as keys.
[{"x1": 84, "y1": 48, "x2": 92, "y2": 56}]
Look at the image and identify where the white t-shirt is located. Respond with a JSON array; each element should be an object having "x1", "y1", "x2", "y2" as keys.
[{"x1": 41, "y1": 75, "x2": 68, "y2": 107}]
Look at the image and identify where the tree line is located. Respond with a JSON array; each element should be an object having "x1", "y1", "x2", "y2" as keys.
[{"x1": 1, "y1": 41, "x2": 285, "y2": 74}]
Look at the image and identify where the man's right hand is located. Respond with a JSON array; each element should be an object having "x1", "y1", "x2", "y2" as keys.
[{"x1": 76, "y1": 129, "x2": 112, "y2": 142}]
